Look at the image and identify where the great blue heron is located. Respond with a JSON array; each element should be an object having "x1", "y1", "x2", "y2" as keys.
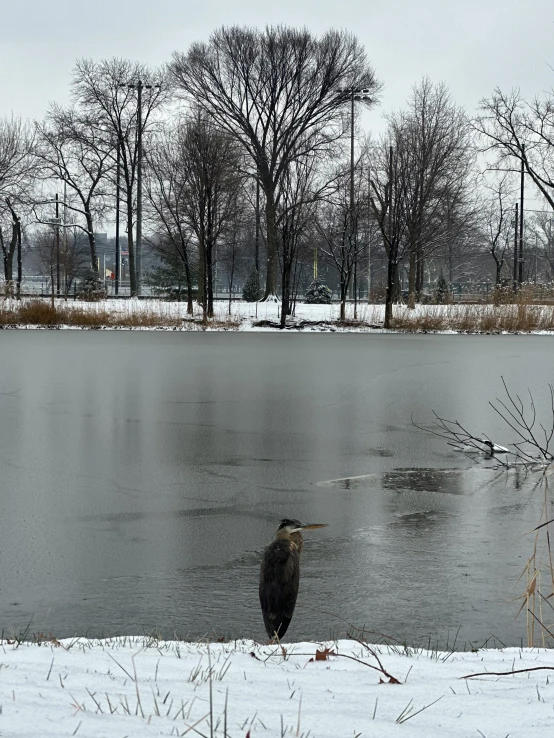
[{"x1": 259, "y1": 518, "x2": 327, "y2": 640}]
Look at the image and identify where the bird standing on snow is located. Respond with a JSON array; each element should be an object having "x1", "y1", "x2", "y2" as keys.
[{"x1": 259, "y1": 519, "x2": 327, "y2": 640}]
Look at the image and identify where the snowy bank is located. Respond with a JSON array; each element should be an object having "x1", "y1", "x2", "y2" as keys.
[
  {"x1": 1, "y1": 636, "x2": 553, "y2": 736},
  {"x1": 3, "y1": 297, "x2": 554, "y2": 333}
]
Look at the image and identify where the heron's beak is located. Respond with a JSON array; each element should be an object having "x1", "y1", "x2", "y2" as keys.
[{"x1": 299, "y1": 523, "x2": 328, "y2": 530}]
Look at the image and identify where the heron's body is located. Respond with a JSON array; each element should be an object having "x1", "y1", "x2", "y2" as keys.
[{"x1": 259, "y1": 519, "x2": 326, "y2": 640}]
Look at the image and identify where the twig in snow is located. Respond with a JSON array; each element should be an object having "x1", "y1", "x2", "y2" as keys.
[{"x1": 462, "y1": 666, "x2": 554, "y2": 679}]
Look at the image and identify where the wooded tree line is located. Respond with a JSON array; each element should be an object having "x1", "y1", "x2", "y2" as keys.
[{"x1": 2, "y1": 25, "x2": 554, "y2": 326}]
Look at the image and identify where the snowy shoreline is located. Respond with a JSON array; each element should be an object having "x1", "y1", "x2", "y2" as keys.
[
  {"x1": 1, "y1": 636, "x2": 553, "y2": 736},
  {"x1": 2, "y1": 297, "x2": 554, "y2": 334}
]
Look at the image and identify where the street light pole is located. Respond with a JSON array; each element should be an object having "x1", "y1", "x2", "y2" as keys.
[
  {"x1": 55, "y1": 193, "x2": 60, "y2": 297},
  {"x1": 136, "y1": 80, "x2": 143, "y2": 296},
  {"x1": 115, "y1": 136, "x2": 121, "y2": 296},
  {"x1": 255, "y1": 174, "x2": 260, "y2": 293},
  {"x1": 336, "y1": 86, "x2": 373, "y2": 317},
  {"x1": 513, "y1": 202, "x2": 519, "y2": 292},
  {"x1": 367, "y1": 168, "x2": 371, "y2": 301},
  {"x1": 350, "y1": 89, "x2": 355, "y2": 226},
  {"x1": 518, "y1": 144, "x2": 525, "y2": 285}
]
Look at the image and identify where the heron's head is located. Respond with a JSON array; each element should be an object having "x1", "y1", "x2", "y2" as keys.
[
  {"x1": 479, "y1": 439, "x2": 493, "y2": 448},
  {"x1": 277, "y1": 518, "x2": 328, "y2": 533},
  {"x1": 275, "y1": 519, "x2": 328, "y2": 543}
]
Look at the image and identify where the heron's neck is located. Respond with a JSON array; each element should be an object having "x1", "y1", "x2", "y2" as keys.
[{"x1": 275, "y1": 529, "x2": 304, "y2": 554}]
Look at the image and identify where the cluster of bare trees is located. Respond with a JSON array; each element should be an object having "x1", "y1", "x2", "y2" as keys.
[
  {"x1": 0, "y1": 117, "x2": 36, "y2": 296},
  {"x1": 3, "y1": 24, "x2": 554, "y2": 322},
  {"x1": 367, "y1": 80, "x2": 478, "y2": 324}
]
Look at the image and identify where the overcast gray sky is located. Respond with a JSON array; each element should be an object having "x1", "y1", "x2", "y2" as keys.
[{"x1": 1, "y1": 0, "x2": 553, "y2": 127}]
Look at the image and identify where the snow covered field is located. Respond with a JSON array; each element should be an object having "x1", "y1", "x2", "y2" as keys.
[{"x1": 1, "y1": 637, "x2": 553, "y2": 737}]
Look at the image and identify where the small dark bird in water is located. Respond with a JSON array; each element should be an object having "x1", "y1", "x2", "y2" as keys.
[{"x1": 259, "y1": 518, "x2": 328, "y2": 640}]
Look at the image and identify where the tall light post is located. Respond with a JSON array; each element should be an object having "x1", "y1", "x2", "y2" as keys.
[
  {"x1": 336, "y1": 87, "x2": 373, "y2": 315},
  {"x1": 115, "y1": 135, "x2": 121, "y2": 295},
  {"x1": 518, "y1": 144, "x2": 525, "y2": 286},
  {"x1": 55, "y1": 192, "x2": 60, "y2": 297},
  {"x1": 367, "y1": 167, "x2": 372, "y2": 301}
]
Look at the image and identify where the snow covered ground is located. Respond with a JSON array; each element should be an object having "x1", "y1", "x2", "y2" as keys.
[{"x1": 1, "y1": 636, "x2": 553, "y2": 737}]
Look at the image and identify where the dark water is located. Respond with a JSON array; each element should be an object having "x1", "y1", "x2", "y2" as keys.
[{"x1": 0, "y1": 330, "x2": 552, "y2": 646}]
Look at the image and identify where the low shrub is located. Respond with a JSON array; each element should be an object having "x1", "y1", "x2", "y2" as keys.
[{"x1": 17, "y1": 301, "x2": 62, "y2": 325}]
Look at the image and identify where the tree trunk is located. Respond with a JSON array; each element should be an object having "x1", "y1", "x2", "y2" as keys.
[
  {"x1": 206, "y1": 239, "x2": 214, "y2": 319},
  {"x1": 85, "y1": 210, "x2": 99, "y2": 275},
  {"x1": 1, "y1": 228, "x2": 15, "y2": 284},
  {"x1": 183, "y1": 257, "x2": 194, "y2": 315},
  {"x1": 16, "y1": 220, "x2": 21, "y2": 300},
  {"x1": 416, "y1": 249, "x2": 424, "y2": 296},
  {"x1": 407, "y1": 249, "x2": 416, "y2": 309},
  {"x1": 340, "y1": 283, "x2": 347, "y2": 321},
  {"x1": 384, "y1": 248, "x2": 398, "y2": 329},
  {"x1": 493, "y1": 256, "x2": 503, "y2": 286},
  {"x1": 2, "y1": 203, "x2": 19, "y2": 284},
  {"x1": 228, "y1": 253, "x2": 235, "y2": 316},
  {"x1": 280, "y1": 242, "x2": 290, "y2": 329},
  {"x1": 262, "y1": 181, "x2": 279, "y2": 300},
  {"x1": 127, "y1": 202, "x2": 137, "y2": 296},
  {"x1": 197, "y1": 227, "x2": 206, "y2": 312}
]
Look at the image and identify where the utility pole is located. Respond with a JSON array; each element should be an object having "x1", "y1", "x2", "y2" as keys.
[
  {"x1": 513, "y1": 202, "x2": 519, "y2": 292},
  {"x1": 351, "y1": 88, "x2": 357, "y2": 317},
  {"x1": 534, "y1": 231, "x2": 538, "y2": 284},
  {"x1": 518, "y1": 145, "x2": 525, "y2": 285},
  {"x1": 350, "y1": 88, "x2": 356, "y2": 312},
  {"x1": 63, "y1": 182, "x2": 68, "y2": 298},
  {"x1": 16, "y1": 221, "x2": 21, "y2": 300},
  {"x1": 336, "y1": 86, "x2": 373, "y2": 312},
  {"x1": 255, "y1": 175, "x2": 260, "y2": 290},
  {"x1": 350, "y1": 89, "x2": 355, "y2": 228},
  {"x1": 136, "y1": 80, "x2": 143, "y2": 296},
  {"x1": 115, "y1": 136, "x2": 121, "y2": 295},
  {"x1": 367, "y1": 169, "x2": 371, "y2": 302},
  {"x1": 55, "y1": 193, "x2": 60, "y2": 297}
]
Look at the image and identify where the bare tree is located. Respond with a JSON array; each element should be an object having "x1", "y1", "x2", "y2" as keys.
[
  {"x1": 475, "y1": 87, "x2": 554, "y2": 213},
  {"x1": 0, "y1": 116, "x2": 37, "y2": 295},
  {"x1": 387, "y1": 79, "x2": 475, "y2": 306},
  {"x1": 171, "y1": 25, "x2": 381, "y2": 300},
  {"x1": 276, "y1": 150, "x2": 335, "y2": 327},
  {"x1": 70, "y1": 58, "x2": 168, "y2": 296},
  {"x1": 0, "y1": 199, "x2": 21, "y2": 296},
  {"x1": 30, "y1": 224, "x2": 89, "y2": 297},
  {"x1": 369, "y1": 141, "x2": 411, "y2": 328},
  {"x1": 144, "y1": 123, "x2": 196, "y2": 313},
  {"x1": 147, "y1": 115, "x2": 245, "y2": 320},
  {"x1": 529, "y1": 209, "x2": 554, "y2": 281},
  {"x1": 482, "y1": 174, "x2": 515, "y2": 287},
  {"x1": 316, "y1": 162, "x2": 368, "y2": 320},
  {"x1": 218, "y1": 217, "x2": 249, "y2": 315},
  {"x1": 35, "y1": 105, "x2": 114, "y2": 277}
]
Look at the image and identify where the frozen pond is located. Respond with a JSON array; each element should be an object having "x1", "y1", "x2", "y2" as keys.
[{"x1": 0, "y1": 330, "x2": 551, "y2": 646}]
